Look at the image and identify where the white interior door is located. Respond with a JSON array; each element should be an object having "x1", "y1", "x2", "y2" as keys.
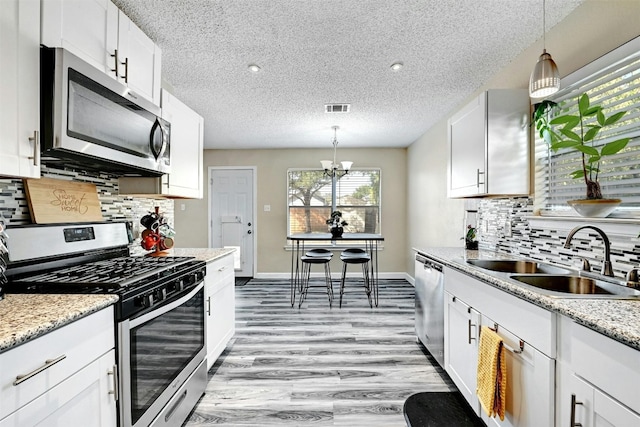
[{"x1": 210, "y1": 168, "x2": 255, "y2": 277}]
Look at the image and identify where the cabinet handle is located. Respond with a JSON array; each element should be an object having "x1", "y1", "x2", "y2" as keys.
[
  {"x1": 108, "y1": 365, "x2": 119, "y2": 401},
  {"x1": 218, "y1": 266, "x2": 226, "y2": 272},
  {"x1": 28, "y1": 130, "x2": 39, "y2": 166},
  {"x1": 476, "y1": 169, "x2": 485, "y2": 188},
  {"x1": 13, "y1": 354, "x2": 66, "y2": 386},
  {"x1": 207, "y1": 296, "x2": 211, "y2": 315},
  {"x1": 110, "y1": 49, "x2": 119, "y2": 77},
  {"x1": 468, "y1": 319, "x2": 477, "y2": 344},
  {"x1": 121, "y1": 57, "x2": 129, "y2": 83},
  {"x1": 570, "y1": 394, "x2": 583, "y2": 427}
]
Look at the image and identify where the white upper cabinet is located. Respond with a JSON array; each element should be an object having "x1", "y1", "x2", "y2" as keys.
[
  {"x1": 41, "y1": 0, "x2": 119, "y2": 77},
  {"x1": 0, "y1": 0, "x2": 41, "y2": 178},
  {"x1": 118, "y1": 90, "x2": 204, "y2": 198},
  {"x1": 448, "y1": 89, "x2": 530, "y2": 198},
  {"x1": 116, "y1": 10, "x2": 162, "y2": 105},
  {"x1": 160, "y1": 90, "x2": 204, "y2": 198},
  {"x1": 41, "y1": 0, "x2": 161, "y2": 105}
]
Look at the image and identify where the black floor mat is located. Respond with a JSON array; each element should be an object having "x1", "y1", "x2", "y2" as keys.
[
  {"x1": 403, "y1": 392, "x2": 485, "y2": 427},
  {"x1": 235, "y1": 277, "x2": 252, "y2": 287}
]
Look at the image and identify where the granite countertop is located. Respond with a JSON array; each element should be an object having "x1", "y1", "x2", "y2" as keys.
[
  {"x1": 167, "y1": 247, "x2": 236, "y2": 263},
  {"x1": 417, "y1": 247, "x2": 640, "y2": 351},
  {"x1": 0, "y1": 294, "x2": 119, "y2": 354}
]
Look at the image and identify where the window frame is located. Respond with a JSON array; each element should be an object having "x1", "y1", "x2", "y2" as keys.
[
  {"x1": 286, "y1": 167, "x2": 382, "y2": 243},
  {"x1": 535, "y1": 35, "x2": 640, "y2": 218}
]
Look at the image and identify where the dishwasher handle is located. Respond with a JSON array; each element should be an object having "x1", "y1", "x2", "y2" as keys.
[{"x1": 417, "y1": 256, "x2": 443, "y2": 273}]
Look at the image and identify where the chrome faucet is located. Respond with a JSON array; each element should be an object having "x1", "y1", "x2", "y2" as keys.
[{"x1": 563, "y1": 225, "x2": 614, "y2": 277}]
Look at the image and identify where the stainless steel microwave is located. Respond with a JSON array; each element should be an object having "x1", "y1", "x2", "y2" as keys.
[{"x1": 40, "y1": 47, "x2": 170, "y2": 176}]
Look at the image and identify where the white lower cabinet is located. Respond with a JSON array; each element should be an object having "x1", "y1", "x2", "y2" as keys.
[
  {"x1": 0, "y1": 350, "x2": 117, "y2": 427},
  {"x1": 444, "y1": 291, "x2": 480, "y2": 414},
  {"x1": 557, "y1": 316, "x2": 640, "y2": 427},
  {"x1": 479, "y1": 315, "x2": 555, "y2": 427},
  {"x1": 0, "y1": 307, "x2": 117, "y2": 426},
  {"x1": 443, "y1": 267, "x2": 556, "y2": 426},
  {"x1": 204, "y1": 253, "x2": 236, "y2": 370},
  {"x1": 567, "y1": 375, "x2": 640, "y2": 427}
]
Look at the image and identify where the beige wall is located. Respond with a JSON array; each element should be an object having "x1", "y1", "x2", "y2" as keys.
[
  {"x1": 406, "y1": 0, "x2": 640, "y2": 274},
  {"x1": 174, "y1": 147, "x2": 407, "y2": 275}
]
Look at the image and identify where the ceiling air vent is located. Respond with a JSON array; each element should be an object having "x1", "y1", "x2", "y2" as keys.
[{"x1": 325, "y1": 104, "x2": 351, "y2": 113}]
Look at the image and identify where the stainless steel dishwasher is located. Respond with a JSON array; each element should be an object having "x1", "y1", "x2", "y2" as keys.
[{"x1": 415, "y1": 253, "x2": 444, "y2": 367}]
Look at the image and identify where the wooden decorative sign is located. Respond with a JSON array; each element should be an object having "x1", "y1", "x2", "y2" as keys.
[{"x1": 23, "y1": 178, "x2": 103, "y2": 223}]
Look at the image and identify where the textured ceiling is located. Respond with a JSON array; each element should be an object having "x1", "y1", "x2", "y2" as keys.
[{"x1": 111, "y1": 0, "x2": 584, "y2": 149}]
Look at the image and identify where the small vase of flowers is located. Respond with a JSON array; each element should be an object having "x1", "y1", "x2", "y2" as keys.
[{"x1": 326, "y1": 210, "x2": 348, "y2": 237}]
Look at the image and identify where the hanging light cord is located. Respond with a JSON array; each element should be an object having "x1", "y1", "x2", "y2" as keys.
[
  {"x1": 332, "y1": 126, "x2": 339, "y2": 168},
  {"x1": 542, "y1": 0, "x2": 547, "y2": 52}
]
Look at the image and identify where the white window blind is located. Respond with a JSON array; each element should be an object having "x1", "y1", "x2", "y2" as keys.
[
  {"x1": 538, "y1": 37, "x2": 640, "y2": 216},
  {"x1": 287, "y1": 169, "x2": 381, "y2": 235}
]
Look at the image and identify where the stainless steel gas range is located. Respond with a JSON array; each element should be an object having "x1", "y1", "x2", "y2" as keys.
[{"x1": 5, "y1": 221, "x2": 207, "y2": 427}]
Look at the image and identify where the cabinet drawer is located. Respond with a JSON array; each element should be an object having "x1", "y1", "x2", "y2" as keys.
[
  {"x1": 569, "y1": 319, "x2": 640, "y2": 414},
  {"x1": 206, "y1": 255, "x2": 234, "y2": 294},
  {"x1": 0, "y1": 350, "x2": 117, "y2": 427},
  {"x1": 0, "y1": 307, "x2": 114, "y2": 420},
  {"x1": 444, "y1": 267, "x2": 556, "y2": 357}
]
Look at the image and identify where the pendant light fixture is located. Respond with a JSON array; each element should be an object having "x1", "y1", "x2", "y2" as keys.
[
  {"x1": 321, "y1": 126, "x2": 352, "y2": 177},
  {"x1": 321, "y1": 126, "x2": 352, "y2": 214},
  {"x1": 529, "y1": 0, "x2": 560, "y2": 98}
]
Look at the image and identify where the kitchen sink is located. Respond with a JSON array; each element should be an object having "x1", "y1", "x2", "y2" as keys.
[
  {"x1": 510, "y1": 274, "x2": 640, "y2": 298},
  {"x1": 466, "y1": 259, "x2": 572, "y2": 275}
]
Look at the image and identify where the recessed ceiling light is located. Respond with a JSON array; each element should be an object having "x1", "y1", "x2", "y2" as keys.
[
  {"x1": 390, "y1": 62, "x2": 404, "y2": 71},
  {"x1": 248, "y1": 64, "x2": 261, "y2": 73}
]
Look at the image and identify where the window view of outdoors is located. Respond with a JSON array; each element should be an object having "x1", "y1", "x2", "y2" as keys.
[{"x1": 288, "y1": 169, "x2": 380, "y2": 234}]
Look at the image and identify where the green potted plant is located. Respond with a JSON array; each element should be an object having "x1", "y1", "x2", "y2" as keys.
[
  {"x1": 462, "y1": 224, "x2": 478, "y2": 250},
  {"x1": 326, "y1": 210, "x2": 348, "y2": 237},
  {"x1": 534, "y1": 93, "x2": 630, "y2": 217}
]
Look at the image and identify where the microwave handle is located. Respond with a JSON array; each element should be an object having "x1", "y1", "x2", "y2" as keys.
[{"x1": 150, "y1": 119, "x2": 167, "y2": 160}]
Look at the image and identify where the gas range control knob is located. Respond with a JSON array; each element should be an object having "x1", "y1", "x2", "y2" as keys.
[{"x1": 143, "y1": 293, "x2": 155, "y2": 308}]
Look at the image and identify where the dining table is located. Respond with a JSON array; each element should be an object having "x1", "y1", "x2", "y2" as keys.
[{"x1": 286, "y1": 233, "x2": 384, "y2": 307}]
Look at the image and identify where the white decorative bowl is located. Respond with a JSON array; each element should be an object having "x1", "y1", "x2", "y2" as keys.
[{"x1": 567, "y1": 199, "x2": 621, "y2": 218}]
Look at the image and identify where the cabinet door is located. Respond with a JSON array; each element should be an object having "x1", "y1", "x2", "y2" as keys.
[
  {"x1": 0, "y1": 0, "x2": 40, "y2": 178},
  {"x1": 444, "y1": 291, "x2": 480, "y2": 414},
  {"x1": 41, "y1": 0, "x2": 119, "y2": 76},
  {"x1": 480, "y1": 315, "x2": 555, "y2": 427},
  {"x1": 0, "y1": 350, "x2": 117, "y2": 427},
  {"x1": 568, "y1": 375, "x2": 640, "y2": 427},
  {"x1": 161, "y1": 90, "x2": 204, "y2": 198},
  {"x1": 448, "y1": 92, "x2": 487, "y2": 197},
  {"x1": 205, "y1": 256, "x2": 236, "y2": 370},
  {"x1": 117, "y1": 11, "x2": 162, "y2": 105}
]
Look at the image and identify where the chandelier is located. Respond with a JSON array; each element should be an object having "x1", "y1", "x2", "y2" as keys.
[{"x1": 321, "y1": 126, "x2": 352, "y2": 177}]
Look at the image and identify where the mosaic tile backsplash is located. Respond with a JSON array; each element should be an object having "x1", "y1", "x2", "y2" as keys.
[
  {"x1": 476, "y1": 197, "x2": 640, "y2": 280},
  {"x1": 0, "y1": 166, "x2": 174, "y2": 256}
]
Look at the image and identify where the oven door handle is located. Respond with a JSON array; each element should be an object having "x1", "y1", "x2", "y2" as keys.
[{"x1": 129, "y1": 281, "x2": 204, "y2": 328}]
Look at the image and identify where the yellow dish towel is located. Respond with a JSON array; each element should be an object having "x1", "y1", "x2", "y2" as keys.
[{"x1": 476, "y1": 326, "x2": 506, "y2": 420}]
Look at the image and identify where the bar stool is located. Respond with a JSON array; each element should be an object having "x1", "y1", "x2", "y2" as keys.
[
  {"x1": 305, "y1": 248, "x2": 333, "y2": 257},
  {"x1": 298, "y1": 254, "x2": 333, "y2": 308},
  {"x1": 339, "y1": 249, "x2": 372, "y2": 308}
]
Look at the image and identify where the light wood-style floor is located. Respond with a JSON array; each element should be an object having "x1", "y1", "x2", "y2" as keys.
[{"x1": 184, "y1": 278, "x2": 455, "y2": 426}]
